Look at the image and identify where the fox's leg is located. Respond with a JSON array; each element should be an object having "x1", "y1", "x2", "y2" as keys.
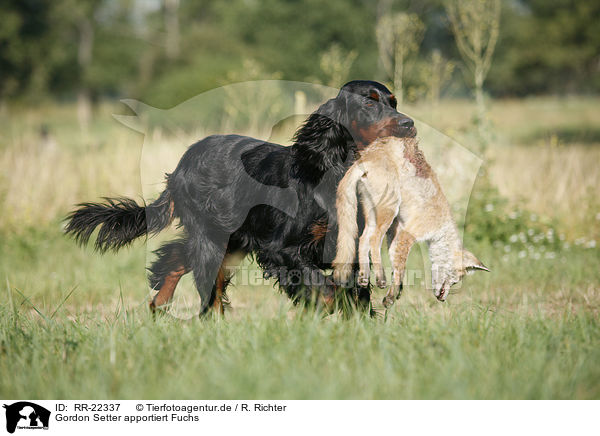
[
  {"x1": 357, "y1": 193, "x2": 376, "y2": 287},
  {"x1": 370, "y1": 207, "x2": 397, "y2": 288},
  {"x1": 383, "y1": 229, "x2": 415, "y2": 308}
]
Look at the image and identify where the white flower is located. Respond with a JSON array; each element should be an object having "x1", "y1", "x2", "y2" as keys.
[
  {"x1": 545, "y1": 252, "x2": 556, "y2": 259},
  {"x1": 518, "y1": 250, "x2": 527, "y2": 259},
  {"x1": 509, "y1": 234, "x2": 518, "y2": 243},
  {"x1": 519, "y1": 232, "x2": 527, "y2": 243},
  {"x1": 587, "y1": 240, "x2": 596, "y2": 249},
  {"x1": 485, "y1": 203, "x2": 494, "y2": 212},
  {"x1": 530, "y1": 213, "x2": 538, "y2": 222}
]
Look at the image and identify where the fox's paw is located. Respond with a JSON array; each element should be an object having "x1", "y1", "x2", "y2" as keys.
[
  {"x1": 382, "y1": 293, "x2": 395, "y2": 309},
  {"x1": 357, "y1": 270, "x2": 370, "y2": 287},
  {"x1": 332, "y1": 264, "x2": 352, "y2": 286}
]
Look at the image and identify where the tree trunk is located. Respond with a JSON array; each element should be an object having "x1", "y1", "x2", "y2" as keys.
[
  {"x1": 164, "y1": 0, "x2": 180, "y2": 60},
  {"x1": 394, "y1": 45, "x2": 404, "y2": 105},
  {"x1": 78, "y1": 17, "x2": 94, "y2": 135},
  {"x1": 474, "y1": 67, "x2": 485, "y2": 122},
  {"x1": 474, "y1": 64, "x2": 488, "y2": 153}
]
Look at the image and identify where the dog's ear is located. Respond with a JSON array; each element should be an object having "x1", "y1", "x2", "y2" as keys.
[
  {"x1": 317, "y1": 95, "x2": 347, "y2": 126},
  {"x1": 462, "y1": 249, "x2": 490, "y2": 272}
]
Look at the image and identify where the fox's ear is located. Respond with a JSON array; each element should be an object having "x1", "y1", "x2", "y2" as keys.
[{"x1": 462, "y1": 249, "x2": 489, "y2": 272}]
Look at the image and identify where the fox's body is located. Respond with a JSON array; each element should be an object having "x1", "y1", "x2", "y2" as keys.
[{"x1": 333, "y1": 137, "x2": 487, "y2": 305}]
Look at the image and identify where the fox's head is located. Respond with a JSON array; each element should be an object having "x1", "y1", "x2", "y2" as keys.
[{"x1": 433, "y1": 249, "x2": 489, "y2": 301}]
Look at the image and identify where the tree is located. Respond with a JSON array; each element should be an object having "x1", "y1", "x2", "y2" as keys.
[
  {"x1": 0, "y1": 1, "x2": 65, "y2": 107},
  {"x1": 51, "y1": 0, "x2": 104, "y2": 134},
  {"x1": 319, "y1": 43, "x2": 357, "y2": 88},
  {"x1": 163, "y1": 0, "x2": 180, "y2": 60},
  {"x1": 426, "y1": 49, "x2": 455, "y2": 109},
  {"x1": 445, "y1": 0, "x2": 500, "y2": 126},
  {"x1": 376, "y1": 12, "x2": 424, "y2": 105}
]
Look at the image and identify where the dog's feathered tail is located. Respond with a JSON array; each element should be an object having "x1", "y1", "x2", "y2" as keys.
[
  {"x1": 332, "y1": 163, "x2": 364, "y2": 282},
  {"x1": 65, "y1": 189, "x2": 173, "y2": 252}
]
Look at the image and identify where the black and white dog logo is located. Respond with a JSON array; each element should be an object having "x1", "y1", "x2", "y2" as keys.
[{"x1": 3, "y1": 402, "x2": 50, "y2": 433}]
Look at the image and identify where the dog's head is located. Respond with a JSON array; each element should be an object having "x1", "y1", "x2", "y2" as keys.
[
  {"x1": 322, "y1": 80, "x2": 416, "y2": 149},
  {"x1": 292, "y1": 80, "x2": 416, "y2": 180}
]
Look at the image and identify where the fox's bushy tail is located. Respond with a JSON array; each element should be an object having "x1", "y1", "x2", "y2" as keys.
[{"x1": 65, "y1": 190, "x2": 173, "y2": 252}]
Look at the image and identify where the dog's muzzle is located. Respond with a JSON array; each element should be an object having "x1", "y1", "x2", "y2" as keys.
[{"x1": 395, "y1": 116, "x2": 417, "y2": 138}]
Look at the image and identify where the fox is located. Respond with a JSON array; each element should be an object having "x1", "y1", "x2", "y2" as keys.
[{"x1": 332, "y1": 136, "x2": 489, "y2": 307}]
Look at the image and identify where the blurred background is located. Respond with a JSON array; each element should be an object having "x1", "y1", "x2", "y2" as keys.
[{"x1": 0, "y1": 0, "x2": 598, "y2": 308}]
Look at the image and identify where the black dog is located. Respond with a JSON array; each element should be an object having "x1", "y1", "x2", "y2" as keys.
[{"x1": 66, "y1": 80, "x2": 416, "y2": 314}]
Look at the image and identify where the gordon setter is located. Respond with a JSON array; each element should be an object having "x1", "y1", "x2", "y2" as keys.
[{"x1": 65, "y1": 80, "x2": 416, "y2": 315}]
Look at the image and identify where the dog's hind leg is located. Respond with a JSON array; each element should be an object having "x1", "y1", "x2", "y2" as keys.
[
  {"x1": 148, "y1": 239, "x2": 190, "y2": 312},
  {"x1": 185, "y1": 226, "x2": 230, "y2": 317},
  {"x1": 209, "y1": 256, "x2": 239, "y2": 316}
]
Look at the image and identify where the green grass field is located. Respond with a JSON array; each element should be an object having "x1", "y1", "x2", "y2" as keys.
[{"x1": 0, "y1": 97, "x2": 598, "y2": 399}]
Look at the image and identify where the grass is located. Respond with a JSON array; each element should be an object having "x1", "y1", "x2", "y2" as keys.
[
  {"x1": 0, "y1": 227, "x2": 598, "y2": 399},
  {"x1": 0, "y1": 97, "x2": 598, "y2": 399},
  {"x1": 1, "y1": 303, "x2": 598, "y2": 399}
]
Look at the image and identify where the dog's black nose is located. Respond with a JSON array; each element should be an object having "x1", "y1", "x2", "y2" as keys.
[{"x1": 399, "y1": 117, "x2": 414, "y2": 128}]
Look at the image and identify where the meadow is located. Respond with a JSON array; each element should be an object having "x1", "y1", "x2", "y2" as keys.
[{"x1": 0, "y1": 97, "x2": 598, "y2": 399}]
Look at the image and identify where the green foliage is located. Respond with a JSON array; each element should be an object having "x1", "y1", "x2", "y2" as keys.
[
  {"x1": 464, "y1": 173, "x2": 573, "y2": 261},
  {"x1": 1, "y1": 0, "x2": 597, "y2": 104},
  {"x1": 488, "y1": 0, "x2": 600, "y2": 96},
  {"x1": 376, "y1": 12, "x2": 425, "y2": 103}
]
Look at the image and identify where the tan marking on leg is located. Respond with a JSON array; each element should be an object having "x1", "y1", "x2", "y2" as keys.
[
  {"x1": 212, "y1": 266, "x2": 226, "y2": 315},
  {"x1": 150, "y1": 267, "x2": 186, "y2": 312},
  {"x1": 310, "y1": 218, "x2": 328, "y2": 245}
]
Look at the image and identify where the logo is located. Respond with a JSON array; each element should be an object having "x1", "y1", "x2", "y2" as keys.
[{"x1": 3, "y1": 402, "x2": 50, "y2": 433}]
